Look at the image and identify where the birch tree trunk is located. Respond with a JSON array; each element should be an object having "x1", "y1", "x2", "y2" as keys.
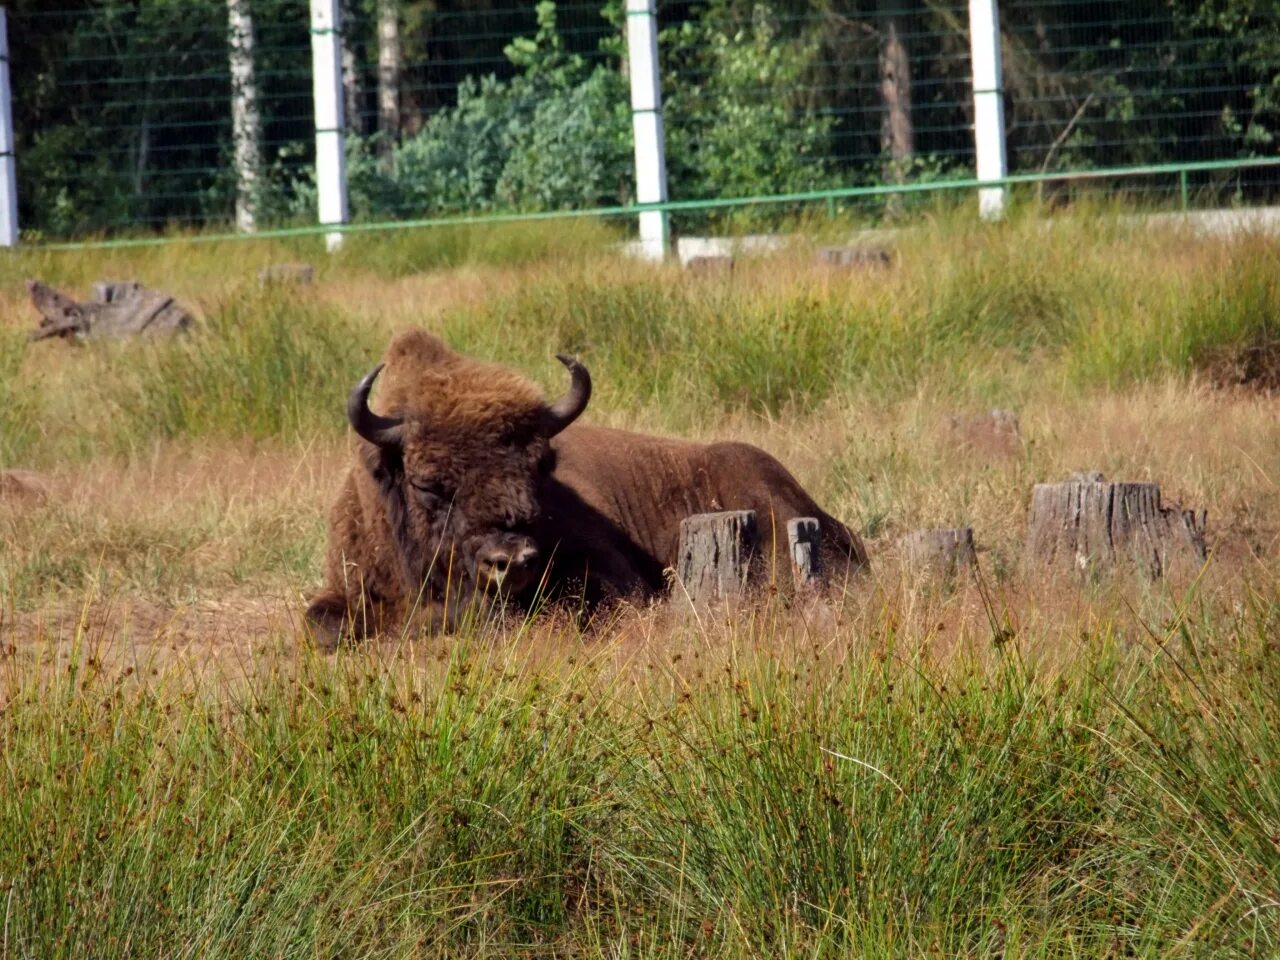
[
  {"x1": 377, "y1": 0, "x2": 401, "y2": 171},
  {"x1": 227, "y1": 0, "x2": 261, "y2": 233},
  {"x1": 877, "y1": 0, "x2": 914, "y2": 211},
  {"x1": 340, "y1": 0, "x2": 363, "y2": 134}
]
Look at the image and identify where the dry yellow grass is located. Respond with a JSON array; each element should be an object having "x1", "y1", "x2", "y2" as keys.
[
  {"x1": 2, "y1": 212, "x2": 1277, "y2": 677},
  {"x1": 3, "y1": 380, "x2": 1273, "y2": 679}
]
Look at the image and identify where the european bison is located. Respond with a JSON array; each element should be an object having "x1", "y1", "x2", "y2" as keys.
[
  {"x1": 305, "y1": 329, "x2": 590, "y2": 645},
  {"x1": 531, "y1": 425, "x2": 870, "y2": 606}
]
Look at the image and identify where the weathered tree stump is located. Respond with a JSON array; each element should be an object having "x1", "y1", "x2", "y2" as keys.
[
  {"x1": 787, "y1": 517, "x2": 822, "y2": 588},
  {"x1": 676, "y1": 510, "x2": 759, "y2": 606},
  {"x1": 1025, "y1": 476, "x2": 1207, "y2": 579},
  {"x1": 258, "y1": 262, "x2": 315, "y2": 286},
  {"x1": 27, "y1": 279, "x2": 192, "y2": 342},
  {"x1": 898, "y1": 528, "x2": 977, "y2": 579},
  {"x1": 816, "y1": 245, "x2": 892, "y2": 269},
  {"x1": 686, "y1": 254, "x2": 734, "y2": 277},
  {"x1": 947, "y1": 408, "x2": 1021, "y2": 458},
  {"x1": 0, "y1": 469, "x2": 49, "y2": 506}
]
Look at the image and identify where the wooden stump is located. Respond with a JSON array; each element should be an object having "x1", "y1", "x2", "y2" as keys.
[
  {"x1": 0, "y1": 469, "x2": 49, "y2": 506},
  {"x1": 676, "y1": 510, "x2": 759, "y2": 606},
  {"x1": 787, "y1": 517, "x2": 821, "y2": 588},
  {"x1": 686, "y1": 255, "x2": 734, "y2": 277},
  {"x1": 899, "y1": 528, "x2": 977, "y2": 579},
  {"x1": 947, "y1": 408, "x2": 1021, "y2": 458},
  {"x1": 1026, "y1": 479, "x2": 1207, "y2": 579},
  {"x1": 27, "y1": 279, "x2": 192, "y2": 342},
  {"x1": 816, "y1": 245, "x2": 892, "y2": 269},
  {"x1": 258, "y1": 263, "x2": 315, "y2": 286}
]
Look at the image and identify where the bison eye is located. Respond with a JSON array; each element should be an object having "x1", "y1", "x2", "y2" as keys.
[{"x1": 409, "y1": 477, "x2": 450, "y2": 502}]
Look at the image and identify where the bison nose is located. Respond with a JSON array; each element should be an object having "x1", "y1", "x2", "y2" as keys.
[
  {"x1": 479, "y1": 553, "x2": 508, "y2": 578},
  {"x1": 476, "y1": 542, "x2": 540, "y2": 591}
]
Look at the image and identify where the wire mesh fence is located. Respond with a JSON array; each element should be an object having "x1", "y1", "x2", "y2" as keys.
[{"x1": 8, "y1": 0, "x2": 1280, "y2": 244}]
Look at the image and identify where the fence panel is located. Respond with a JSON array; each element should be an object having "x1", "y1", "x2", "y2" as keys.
[
  {"x1": 1000, "y1": 0, "x2": 1280, "y2": 205},
  {"x1": 328, "y1": 0, "x2": 625, "y2": 227},
  {"x1": 8, "y1": 1, "x2": 1280, "y2": 245},
  {"x1": 11, "y1": 0, "x2": 314, "y2": 240}
]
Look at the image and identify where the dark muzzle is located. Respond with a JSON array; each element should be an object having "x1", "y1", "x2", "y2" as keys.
[{"x1": 471, "y1": 533, "x2": 541, "y2": 594}]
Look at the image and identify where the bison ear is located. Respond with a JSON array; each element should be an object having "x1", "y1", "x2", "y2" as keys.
[{"x1": 542, "y1": 354, "x2": 591, "y2": 437}]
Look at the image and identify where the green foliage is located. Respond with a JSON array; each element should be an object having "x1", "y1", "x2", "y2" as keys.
[
  {"x1": 663, "y1": 3, "x2": 835, "y2": 205},
  {"x1": 330, "y1": 216, "x2": 624, "y2": 277},
  {"x1": 12, "y1": 0, "x2": 312, "y2": 239},
  {"x1": 289, "y1": 2, "x2": 633, "y2": 220}
]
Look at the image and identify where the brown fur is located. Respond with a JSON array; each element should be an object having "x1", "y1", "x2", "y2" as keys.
[
  {"x1": 532, "y1": 424, "x2": 870, "y2": 604},
  {"x1": 306, "y1": 330, "x2": 556, "y2": 645}
]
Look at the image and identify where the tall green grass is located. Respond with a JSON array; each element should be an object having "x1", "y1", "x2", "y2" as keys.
[
  {"x1": 330, "y1": 216, "x2": 625, "y2": 278},
  {"x1": 4, "y1": 208, "x2": 1278, "y2": 462},
  {"x1": 12, "y1": 287, "x2": 380, "y2": 463},
  {"x1": 0, "y1": 218, "x2": 624, "y2": 292},
  {"x1": 95, "y1": 289, "x2": 379, "y2": 450},
  {"x1": 3, "y1": 204, "x2": 1279, "y2": 958},
  {"x1": 428, "y1": 209, "x2": 1280, "y2": 425},
  {"x1": 0, "y1": 327, "x2": 41, "y2": 466},
  {"x1": 3, "y1": 592, "x2": 1280, "y2": 957}
]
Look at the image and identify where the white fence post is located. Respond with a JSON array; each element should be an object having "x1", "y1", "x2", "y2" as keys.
[
  {"x1": 0, "y1": 8, "x2": 18, "y2": 247},
  {"x1": 968, "y1": 0, "x2": 1007, "y2": 220},
  {"x1": 310, "y1": 0, "x2": 348, "y2": 252},
  {"x1": 626, "y1": 0, "x2": 669, "y2": 260}
]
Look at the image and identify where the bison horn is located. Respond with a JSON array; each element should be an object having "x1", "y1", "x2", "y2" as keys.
[
  {"x1": 543, "y1": 354, "x2": 591, "y2": 437},
  {"x1": 347, "y1": 364, "x2": 406, "y2": 448}
]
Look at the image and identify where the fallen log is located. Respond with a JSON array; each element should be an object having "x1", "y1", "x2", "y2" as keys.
[{"x1": 27, "y1": 278, "x2": 192, "y2": 342}]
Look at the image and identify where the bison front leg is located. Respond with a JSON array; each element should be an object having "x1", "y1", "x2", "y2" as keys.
[
  {"x1": 303, "y1": 589, "x2": 351, "y2": 652},
  {"x1": 304, "y1": 588, "x2": 388, "y2": 651}
]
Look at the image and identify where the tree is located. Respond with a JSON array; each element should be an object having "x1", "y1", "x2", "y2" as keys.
[
  {"x1": 226, "y1": 0, "x2": 262, "y2": 232},
  {"x1": 877, "y1": 0, "x2": 914, "y2": 187},
  {"x1": 378, "y1": 0, "x2": 402, "y2": 168},
  {"x1": 340, "y1": 0, "x2": 364, "y2": 135}
]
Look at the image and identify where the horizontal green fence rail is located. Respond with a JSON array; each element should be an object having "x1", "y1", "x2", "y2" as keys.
[{"x1": 29, "y1": 156, "x2": 1280, "y2": 253}]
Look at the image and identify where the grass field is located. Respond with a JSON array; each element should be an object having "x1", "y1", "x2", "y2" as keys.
[{"x1": 1, "y1": 205, "x2": 1279, "y2": 957}]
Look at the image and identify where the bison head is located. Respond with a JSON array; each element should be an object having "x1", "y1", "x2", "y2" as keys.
[{"x1": 348, "y1": 330, "x2": 590, "y2": 603}]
